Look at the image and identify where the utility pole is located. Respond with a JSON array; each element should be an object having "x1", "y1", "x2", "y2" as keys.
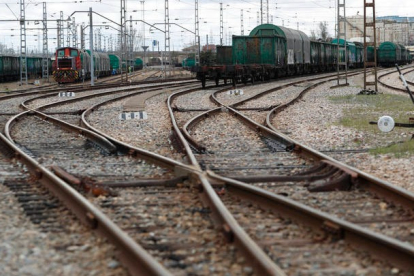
[
  {"x1": 129, "y1": 15, "x2": 133, "y2": 68},
  {"x1": 80, "y1": 23, "x2": 85, "y2": 49},
  {"x1": 220, "y1": 3, "x2": 223, "y2": 45},
  {"x1": 20, "y1": 0, "x2": 27, "y2": 85},
  {"x1": 195, "y1": 0, "x2": 199, "y2": 65},
  {"x1": 67, "y1": 20, "x2": 71, "y2": 47},
  {"x1": 57, "y1": 11, "x2": 64, "y2": 48},
  {"x1": 42, "y1": 2, "x2": 49, "y2": 81},
  {"x1": 260, "y1": 0, "x2": 263, "y2": 24},
  {"x1": 94, "y1": 31, "x2": 98, "y2": 51},
  {"x1": 141, "y1": 1, "x2": 146, "y2": 68},
  {"x1": 363, "y1": 0, "x2": 378, "y2": 92},
  {"x1": 266, "y1": 0, "x2": 269, "y2": 24},
  {"x1": 120, "y1": 0, "x2": 127, "y2": 82},
  {"x1": 165, "y1": 0, "x2": 170, "y2": 77},
  {"x1": 241, "y1": 9, "x2": 244, "y2": 35},
  {"x1": 334, "y1": 0, "x2": 349, "y2": 88},
  {"x1": 89, "y1": 7, "x2": 94, "y2": 86},
  {"x1": 72, "y1": 17, "x2": 77, "y2": 48}
]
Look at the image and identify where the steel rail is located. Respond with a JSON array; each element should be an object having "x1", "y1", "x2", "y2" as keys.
[
  {"x1": 264, "y1": 70, "x2": 414, "y2": 210},
  {"x1": 206, "y1": 171, "x2": 414, "y2": 270},
  {"x1": 211, "y1": 69, "x2": 374, "y2": 110},
  {"x1": 78, "y1": 81, "x2": 286, "y2": 274},
  {"x1": 21, "y1": 80, "x2": 197, "y2": 111},
  {"x1": 0, "y1": 127, "x2": 172, "y2": 276},
  {"x1": 181, "y1": 107, "x2": 222, "y2": 153},
  {"x1": 181, "y1": 74, "x2": 414, "y2": 269},
  {"x1": 4, "y1": 110, "x2": 117, "y2": 154},
  {"x1": 167, "y1": 89, "x2": 214, "y2": 167},
  {"x1": 164, "y1": 86, "x2": 287, "y2": 274},
  {"x1": 377, "y1": 66, "x2": 414, "y2": 93},
  {"x1": 196, "y1": 173, "x2": 287, "y2": 275},
  {"x1": 0, "y1": 77, "x2": 195, "y2": 98},
  {"x1": 80, "y1": 86, "x2": 199, "y2": 174}
]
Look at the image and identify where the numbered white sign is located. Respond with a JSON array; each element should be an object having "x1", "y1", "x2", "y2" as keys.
[
  {"x1": 58, "y1": 92, "x2": 76, "y2": 97},
  {"x1": 227, "y1": 89, "x2": 244, "y2": 95},
  {"x1": 119, "y1": 111, "x2": 148, "y2": 120}
]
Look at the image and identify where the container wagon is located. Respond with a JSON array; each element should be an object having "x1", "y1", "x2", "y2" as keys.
[
  {"x1": 378, "y1": 42, "x2": 402, "y2": 67},
  {"x1": 109, "y1": 54, "x2": 121, "y2": 74},
  {"x1": 134, "y1": 58, "x2": 143, "y2": 70}
]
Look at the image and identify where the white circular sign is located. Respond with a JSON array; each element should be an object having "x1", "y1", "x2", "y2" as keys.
[{"x1": 378, "y1": 116, "x2": 395, "y2": 133}]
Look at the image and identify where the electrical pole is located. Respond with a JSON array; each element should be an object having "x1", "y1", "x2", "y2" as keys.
[
  {"x1": 67, "y1": 20, "x2": 71, "y2": 47},
  {"x1": 241, "y1": 9, "x2": 244, "y2": 35},
  {"x1": 260, "y1": 0, "x2": 263, "y2": 24},
  {"x1": 363, "y1": 0, "x2": 378, "y2": 92},
  {"x1": 20, "y1": 0, "x2": 27, "y2": 85},
  {"x1": 89, "y1": 7, "x2": 94, "y2": 86},
  {"x1": 80, "y1": 23, "x2": 85, "y2": 49},
  {"x1": 57, "y1": 11, "x2": 63, "y2": 48},
  {"x1": 334, "y1": 0, "x2": 349, "y2": 87},
  {"x1": 120, "y1": 0, "x2": 127, "y2": 82},
  {"x1": 267, "y1": 0, "x2": 269, "y2": 24},
  {"x1": 140, "y1": 1, "x2": 148, "y2": 69},
  {"x1": 72, "y1": 17, "x2": 77, "y2": 48},
  {"x1": 165, "y1": 0, "x2": 170, "y2": 77},
  {"x1": 195, "y1": 0, "x2": 199, "y2": 65},
  {"x1": 42, "y1": 2, "x2": 49, "y2": 81},
  {"x1": 129, "y1": 15, "x2": 133, "y2": 68},
  {"x1": 220, "y1": 3, "x2": 223, "y2": 45}
]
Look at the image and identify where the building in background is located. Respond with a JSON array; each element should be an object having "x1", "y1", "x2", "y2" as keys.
[{"x1": 340, "y1": 15, "x2": 414, "y2": 45}]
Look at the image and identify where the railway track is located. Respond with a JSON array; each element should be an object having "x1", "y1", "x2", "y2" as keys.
[
  {"x1": 2, "y1": 67, "x2": 414, "y2": 274},
  {"x1": 169, "y1": 67, "x2": 414, "y2": 272}
]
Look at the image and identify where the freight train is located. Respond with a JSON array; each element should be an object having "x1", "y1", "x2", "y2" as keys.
[
  {"x1": 0, "y1": 55, "x2": 52, "y2": 83},
  {"x1": 52, "y1": 46, "x2": 143, "y2": 83},
  {"x1": 192, "y1": 24, "x2": 412, "y2": 88},
  {"x1": 377, "y1": 42, "x2": 412, "y2": 67}
]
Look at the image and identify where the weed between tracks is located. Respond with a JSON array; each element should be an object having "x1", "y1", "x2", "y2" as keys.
[{"x1": 329, "y1": 93, "x2": 414, "y2": 156}]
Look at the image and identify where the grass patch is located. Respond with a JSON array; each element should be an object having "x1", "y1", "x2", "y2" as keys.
[
  {"x1": 370, "y1": 140, "x2": 414, "y2": 157},
  {"x1": 329, "y1": 93, "x2": 414, "y2": 156}
]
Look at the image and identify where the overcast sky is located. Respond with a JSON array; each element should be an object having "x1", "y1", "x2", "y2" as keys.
[{"x1": 0, "y1": 0, "x2": 413, "y2": 53}]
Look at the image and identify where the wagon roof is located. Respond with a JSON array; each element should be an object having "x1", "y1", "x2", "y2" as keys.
[{"x1": 249, "y1": 23, "x2": 309, "y2": 42}]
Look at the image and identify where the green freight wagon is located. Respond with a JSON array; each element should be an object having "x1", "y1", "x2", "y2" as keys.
[
  {"x1": 247, "y1": 24, "x2": 310, "y2": 75},
  {"x1": 216, "y1": 46, "x2": 233, "y2": 65},
  {"x1": 0, "y1": 56, "x2": 19, "y2": 81},
  {"x1": 366, "y1": 46, "x2": 377, "y2": 64},
  {"x1": 331, "y1": 38, "x2": 359, "y2": 68},
  {"x1": 134, "y1": 58, "x2": 143, "y2": 70},
  {"x1": 108, "y1": 54, "x2": 121, "y2": 74},
  {"x1": 378, "y1": 42, "x2": 401, "y2": 67},
  {"x1": 85, "y1": 50, "x2": 110, "y2": 77},
  {"x1": 26, "y1": 57, "x2": 42, "y2": 79},
  {"x1": 353, "y1": 42, "x2": 364, "y2": 68},
  {"x1": 182, "y1": 57, "x2": 195, "y2": 69},
  {"x1": 309, "y1": 41, "x2": 337, "y2": 73}
]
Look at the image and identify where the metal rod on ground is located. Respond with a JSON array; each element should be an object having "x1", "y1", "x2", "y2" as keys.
[{"x1": 396, "y1": 64, "x2": 414, "y2": 104}]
